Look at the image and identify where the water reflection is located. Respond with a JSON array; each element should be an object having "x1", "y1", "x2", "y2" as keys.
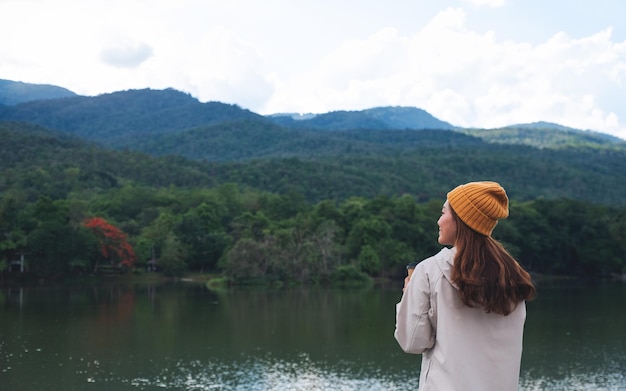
[
  {"x1": 128, "y1": 353, "x2": 415, "y2": 391},
  {"x1": 520, "y1": 279, "x2": 626, "y2": 391},
  {"x1": 1, "y1": 279, "x2": 625, "y2": 390}
]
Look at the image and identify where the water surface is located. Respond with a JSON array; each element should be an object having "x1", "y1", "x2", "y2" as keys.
[{"x1": 1, "y1": 279, "x2": 624, "y2": 390}]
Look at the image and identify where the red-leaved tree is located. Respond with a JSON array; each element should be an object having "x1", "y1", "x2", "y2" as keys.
[{"x1": 83, "y1": 217, "x2": 137, "y2": 271}]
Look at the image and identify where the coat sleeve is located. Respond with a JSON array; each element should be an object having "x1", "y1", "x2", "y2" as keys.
[{"x1": 394, "y1": 264, "x2": 435, "y2": 354}]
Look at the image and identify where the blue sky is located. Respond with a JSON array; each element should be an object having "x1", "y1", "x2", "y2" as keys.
[{"x1": 1, "y1": 0, "x2": 625, "y2": 139}]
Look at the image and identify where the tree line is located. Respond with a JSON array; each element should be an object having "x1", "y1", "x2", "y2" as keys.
[{"x1": 1, "y1": 182, "x2": 624, "y2": 283}]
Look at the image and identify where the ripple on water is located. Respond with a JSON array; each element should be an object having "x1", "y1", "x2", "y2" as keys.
[{"x1": 123, "y1": 353, "x2": 417, "y2": 391}]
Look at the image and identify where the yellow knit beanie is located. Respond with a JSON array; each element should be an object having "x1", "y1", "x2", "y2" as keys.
[{"x1": 447, "y1": 181, "x2": 509, "y2": 236}]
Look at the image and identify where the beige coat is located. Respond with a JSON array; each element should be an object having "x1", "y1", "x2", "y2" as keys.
[{"x1": 394, "y1": 247, "x2": 527, "y2": 391}]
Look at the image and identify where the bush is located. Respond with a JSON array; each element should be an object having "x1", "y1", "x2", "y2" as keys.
[
  {"x1": 206, "y1": 276, "x2": 231, "y2": 291},
  {"x1": 331, "y1": 264, "x2": 372, "y2": 287}
]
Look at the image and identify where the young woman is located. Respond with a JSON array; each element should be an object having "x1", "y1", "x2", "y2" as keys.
[{"x1": 394, "y1": 181, "x2": 535, "y2": 391}]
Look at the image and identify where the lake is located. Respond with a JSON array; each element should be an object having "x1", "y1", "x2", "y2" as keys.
[{"x1": 1, "y1": 278, "x2": 625, "y2": 390}]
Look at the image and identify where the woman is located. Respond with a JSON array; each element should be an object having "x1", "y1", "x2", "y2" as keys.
[{"x1": 394, "y1": 181, "x2": 535, "y2": 391}]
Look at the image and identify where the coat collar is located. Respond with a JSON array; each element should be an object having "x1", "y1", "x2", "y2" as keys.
[{"x1": 435, "y1": 246, "x2": 457, "y2": 287}]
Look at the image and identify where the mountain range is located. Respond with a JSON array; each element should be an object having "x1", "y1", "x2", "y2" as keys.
[
  {"x1": 1, "y1": 78, "x2": 625, "y2": 205},
  {"x1": 1, "y1": 78, "x2": 622, "y2": 147}
]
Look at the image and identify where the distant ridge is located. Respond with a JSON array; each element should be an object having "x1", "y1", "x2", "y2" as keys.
[
  {"x1": 457, "y1": 121, "x2": 626, "y2": 147},
  {"x1": 268, "y1": 113, "x2": 317, "y2": 121},
  {"x1": 0, "y1": 79, "x2": 623, "y2": 148},
  {"x1": 0, "y1": 79, "x2": 77, "y2": 105},
  {"x1": 502, "y1": 121, "x2": 624, "y2": 143},
  {"x1": 359, "y1": 106, "x2": 456, "y2": 130},
  {"x1": 0, "y1": 87, "x2": 265, "y2": 144},
  {"x1": 268, "y1": 106, "x2": 455, "y2": 131},
  {"x1": 507, "y1": 121, "x2": 577, "y2": 131}
]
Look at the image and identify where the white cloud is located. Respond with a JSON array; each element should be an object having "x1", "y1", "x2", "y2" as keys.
[
  {"x1": 466, "y1": 29, "x2": 626, "y2": 135},
  {"x1": 263, "y1": 7, "x2": 626, "y2": 139},
  {"x1": 144, "y1": 25, "x2": 275, "y2": 109},
  {"x1": 101, "y1": 43, "x2": 154, "y2": 69}
]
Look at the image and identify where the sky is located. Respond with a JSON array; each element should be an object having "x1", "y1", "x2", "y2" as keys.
[{"x1": 1, "y1": 0, "x2": 625, "y2": 139}]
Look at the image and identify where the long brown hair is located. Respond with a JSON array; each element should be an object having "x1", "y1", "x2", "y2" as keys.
[{"x1": 450, "y1": 206, "x2": 536, "y2": 315}]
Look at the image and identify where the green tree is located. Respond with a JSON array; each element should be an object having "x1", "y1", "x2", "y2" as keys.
[
  {"x1": 220, "y1": 237, "x2": 271, "y2": 281},
  {"x1": 358, "y1": 245, "x2": 381, "y2": 275},
  {"x1": 138, "y1": 208, "x2": 180, "y2": 268},
  {"x1": 158, "y1": 233, "x2": 188, "y2": 276},
  {"x1": 26, "y1": 196, "x2": 90, "y2": 273},
  {"x1": 176, "y1": 201, "x2": 232, "y2": 272},
  {"x1": 345, "y1": 216, "x2": 392, "y2": 261}
]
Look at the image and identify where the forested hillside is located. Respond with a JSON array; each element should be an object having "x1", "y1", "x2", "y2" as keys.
[
  {"x1": 0, "y1": 79, "x2": 77, "y2": 105},
  {"x1": 0, "y1": 84, "x2": 625, "y2": 283},
  {"x1": 268, "y1": 106, "x2": 455, "y2": 131},
  {"x1": 0, "y1": 88, "x2": 263, "y2": 146},
  {"x1": 2, "y1": 121, "x2": 625, "y2": 205},
  {"x1": 131, "y1": 120, "x2": 480, "y2": 161},
  {"x1": 1, "y1": 120, "x2": 625, "y2": 281},
  {"x1": 460, "y1": 123, "x2": 625, "y2": 148},
  {"x1": 203, "y1": 145, "x2": 626, "y2": 205}
]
